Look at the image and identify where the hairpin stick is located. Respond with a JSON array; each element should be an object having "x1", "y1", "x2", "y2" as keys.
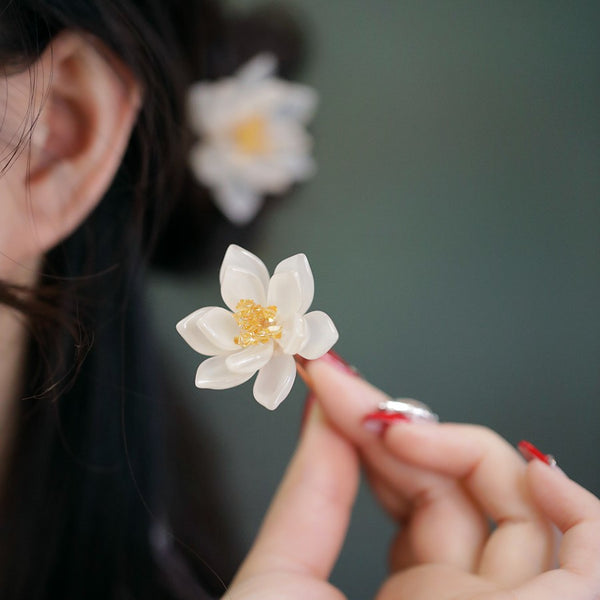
[{"x1": 294, "y1": 355, "x2": 314, "y2": 392}]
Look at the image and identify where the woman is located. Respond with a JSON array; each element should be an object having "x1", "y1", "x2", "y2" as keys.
[
  {"x1": 0, "y1": 1, "x2": 598, "y2": 599},
  {"x1": 0, "y1": 1, "x2": 253, "y2": 597}
]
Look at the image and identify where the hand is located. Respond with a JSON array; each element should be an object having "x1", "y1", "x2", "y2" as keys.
[
  {"x1": 307, "y1": 356, "x2": 600, "y2": 599},
  {"x1": 223, "y1": 400, "x2": 359, "y2": 600}
]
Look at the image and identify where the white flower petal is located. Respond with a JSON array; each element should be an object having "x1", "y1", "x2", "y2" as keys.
[
  {"x1": 238, "y1": 81, "x2": 289, "y2": 115},
  {"x1": 187, "y1": 51, "x2": 318, "y2": 229},
  {"x1": 226, "y1": 341, "x2": 274, "y2": 374},
  {"x1": 268, "y1": 122, "x2": 312, "y2": 153},
  {"x1": 189, "y1": 143, "x2": 269, "y2": 225},
  {"x1": 187, "y1": 82, "x2": 214, "y2": 133},
  {"x1": 189, "y1": 81, "x2": 243, "y2": 134},
  {"x1": 236, "y1": 53, "x2": 277, "y2": 85},
  {"x1": 197, "y1": 307, "x2": 240, "y2": 352},
  {"x1": 253, "y1": 353, "x2": 296, "y2": 410},
  {"x1": 176, "y1": 244, "x2": 336, "y2": 410},
  {"x1": 233, "y1": 159, "x2": 291, "y2": 194},
  {"x1": 189, "y1": 145, "x2": 228, "y2": 187},
  {"x1": 201, "y1": 83, "x2": 241, "y2": 131},
  {"x1": 176, "y1": 307, "x2": 225, "y2": 356},
  {"x1": 278, "y1": 314, "x2": 307, "y2": 355},
  {"x1": 213, "y1": 180, "x2": 264, "y2": 225},
  {"x1": 298, "y1": 311, "x2": 339, "y2": 360},
  {"x1": 219, "y1": 244, "x2": 270, "y2": 289},
  {"x1": 195, "y1": 355, "x2": 254, "y2": 389},
  {"x1": 221, "y1": 266, "x2": 267, "y2": 311},
  {"x1": 274, "y1": 254, "x2": 314, "y2": 315},
  {"x1": 239, "y1": 81, "x2": 316, "y2": 123},
  {"x1": 271, "y1": 153, "x2": 316, "y2": 181},
  {"x1": 275, "y1": 84, "x2": 318, "y2": 122},
  {"x1": 267, "y1": 271, "x2": 302, "y2": 321}
]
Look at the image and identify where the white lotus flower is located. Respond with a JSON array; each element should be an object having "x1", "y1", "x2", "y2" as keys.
[
  {"x1": 187, "y1": 53, "x2": 318, "y2": 225},
  {"x1": 176, "y1": 245, "x2": 338, "y2": 410}
]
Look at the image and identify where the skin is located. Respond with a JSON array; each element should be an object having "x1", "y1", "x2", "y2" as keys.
[
  {"x1": 224, "y1": 360, "x2": 600, "y2": 599},
  {"x1": 1, "y1": 30, "x2": 599, "y2": 600},
  {"x1": 0, "y1": 31, "x2": 140, "y2": 480},
  {"x1": 0, "y1": 60, "x2": 46, "y2": 475},
  {"x1": 0, "y1": 304, "x2": 29, "y2": 484}
]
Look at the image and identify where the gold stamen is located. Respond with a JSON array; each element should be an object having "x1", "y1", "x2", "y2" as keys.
[
  {"x1": 233, "y1": 299, "x2": 282, "y2": 347},
  {"x1": 231, "y1": 115, "x2": 269, "y2": 155}
]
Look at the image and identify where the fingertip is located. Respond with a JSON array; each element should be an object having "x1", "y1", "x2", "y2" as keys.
[
  {"x1": 305, "y1": 356, "x2": 390, "y2": 445},
  {"x1": 526, "y1": 458, "x2": 569, "y2": 501},
  {"x1": 526, "y1": 459, "x2": 600, "y2": 532},
  {"x1": 526, "y1": 460, "x2": 600, "y2": 583},
  {"x1": 306, "y1": 354, "x2": 385, "y2": 407}
]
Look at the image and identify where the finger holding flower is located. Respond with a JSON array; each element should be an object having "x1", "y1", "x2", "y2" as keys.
[
  {"x1": 305, "y1": 357, "x2": 600, "y2": 600},
  {"x1": 174, "y1": 243, "x2": 600, "y2": 600}
]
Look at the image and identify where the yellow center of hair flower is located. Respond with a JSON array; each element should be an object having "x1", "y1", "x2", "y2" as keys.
[
  {"x1": 233, "y1": 299, "x2": 282, "y2": 347},
  {"x1": 231, "y1": 115, "x2": 270, "y2": 155}
]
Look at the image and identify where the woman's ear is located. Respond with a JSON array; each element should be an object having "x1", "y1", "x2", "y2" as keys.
[{"x1": 25, "y1": 31, "x2": 141, "y2": 253}]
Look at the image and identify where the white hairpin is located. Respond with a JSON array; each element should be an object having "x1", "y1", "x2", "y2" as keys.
[
  {"x1": 176, "y1": 244, "x2": 338, "y2": 410},
  {"x1": 187, "y1": 54, "x2": 318, "y2": 225}
]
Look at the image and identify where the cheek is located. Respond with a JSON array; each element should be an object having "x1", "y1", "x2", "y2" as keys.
[
  {"x1": 0, "y1": 73, "x2": 48, "y2": 281},
  {"x1": 0, "y1": 152, "x2": 46, "y2": 282},
  {"x1": 0, "y1": 74, "x2": 39, "y2": 150}
]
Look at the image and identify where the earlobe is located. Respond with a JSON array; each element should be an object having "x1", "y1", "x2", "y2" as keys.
[{"x1": 26, "y1": 31, "x2": 141, "y2": 253}]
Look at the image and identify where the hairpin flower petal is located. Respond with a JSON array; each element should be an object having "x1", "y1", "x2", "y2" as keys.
[
  {"x1": 187, "y1": 53, "x2": 318, "y2": 226},
  {"x1": 177, "y1": 245, "x2": 338, "y2": 410}
]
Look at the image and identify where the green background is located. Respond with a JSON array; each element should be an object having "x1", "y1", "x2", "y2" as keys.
[{"x1": 149, "y1": 2, "x2": 600, "y2": 598}]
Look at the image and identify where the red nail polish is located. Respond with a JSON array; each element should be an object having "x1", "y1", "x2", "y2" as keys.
[
  {"x1": 362, "y1": 411, "x2": 410, "y2": 435},
  {"x1": 518, "y1": 440, "x2": 557, "y2": 467},
  {"x1": 320, "y1": 349, "x2": 361, "y2": 377}
]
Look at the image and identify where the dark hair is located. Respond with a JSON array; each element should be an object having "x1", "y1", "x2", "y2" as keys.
[{"x1": 0, "y1": 1, "x2": 304, "y2": 598}]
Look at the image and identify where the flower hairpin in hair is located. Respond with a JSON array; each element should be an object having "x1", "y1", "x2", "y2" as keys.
[
  {"x1": 176, "y1": 245, "x2": 338, "y2": 410},
  {"x1": 187, "y1": 53, "x2": 318, "y2": 226}
]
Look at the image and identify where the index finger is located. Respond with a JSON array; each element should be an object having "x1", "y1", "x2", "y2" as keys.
[
  {"x1": 506, "y1": 462, "x2": 600, "y2": 599},
  {"x1": 523, "y1": 460, "x2": 600, "y2": 593},
  {"x1": 306, "y1": 357, "x2": 489, "y2": 572}
]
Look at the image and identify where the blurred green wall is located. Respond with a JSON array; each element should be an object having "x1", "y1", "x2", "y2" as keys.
[{"x1": 149, "y1": 2, "x2": 600, "y2": 598}]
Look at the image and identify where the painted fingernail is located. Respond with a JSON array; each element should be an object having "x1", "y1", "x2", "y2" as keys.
[
  {"x1": 320, "y1": 349, "x2": 361, "y2": 377},
  {"x1": 362, "y1": 412, "x2": 410, "y2": 435},
  {"x1": 518, "y1": 440, "x2": 557, "y2": 467}
]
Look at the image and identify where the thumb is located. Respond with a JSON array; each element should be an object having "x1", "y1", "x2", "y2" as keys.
[{"x1": 228, "y1": 398, "x2": 360, "y2": 595}]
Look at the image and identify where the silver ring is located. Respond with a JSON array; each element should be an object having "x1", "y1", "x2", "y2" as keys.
[{"x1": 378, "y1": 398, "x2": 439, "y2": 423}]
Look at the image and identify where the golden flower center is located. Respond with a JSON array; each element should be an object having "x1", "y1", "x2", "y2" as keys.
[
  {"x1": 231, "y1": 115, "x2": 270, "y2": 155},
  {"x1": 233, "y1": 299, "x2": 282, "y2": 347}
]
